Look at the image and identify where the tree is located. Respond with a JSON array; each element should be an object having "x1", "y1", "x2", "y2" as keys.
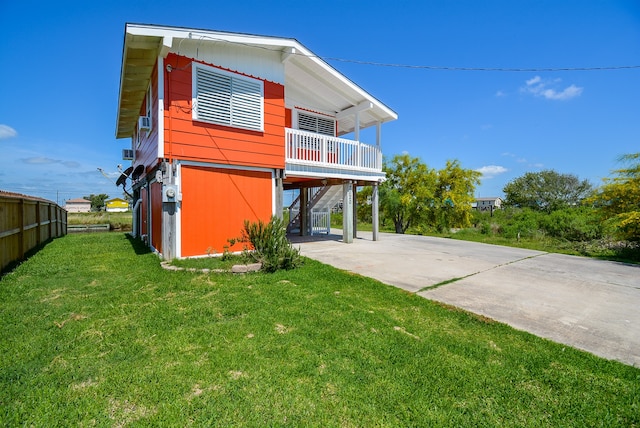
[
  {"x1": 503, "y1": 170, "x2": 592, "y2": 212},
  {"x1": 380, "y1": 154, "x2": 436, "y2": 233},
  {"x1": 429, "y1": 159, "x2": 481, "y2": 231},
  {"x1": 356, "y1": 186, "x2": 373, "y2": 224},
  {"x1": 587, "y1": 153, "x2": 640, "y2": 241},
  {"x1": 379, "y1": 155, "x2": 480, "y2": 233},
  {"x1": 84, "y1": 194, "x2": 110, "y2": 211}
]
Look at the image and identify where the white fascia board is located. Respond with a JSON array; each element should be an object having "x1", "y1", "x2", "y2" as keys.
[
  {"x1": 125, "y1": 23, "x2": 299, "y2": 53},
  {"x1": 157, "y1": 56, "x2": 164, "y2": 159}
]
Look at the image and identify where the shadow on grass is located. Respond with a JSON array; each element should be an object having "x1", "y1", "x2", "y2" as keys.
[
  {"x1": 125, "y1": 233, "x2": 153, "y2": 255},
  {"x1": 1, "y1": 236, "x2": 61, "y2": 276}
]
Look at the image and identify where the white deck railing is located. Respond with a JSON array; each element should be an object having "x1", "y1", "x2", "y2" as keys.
[{"x1": 285, "y1": 128, "x2": 382, "y2": 172}]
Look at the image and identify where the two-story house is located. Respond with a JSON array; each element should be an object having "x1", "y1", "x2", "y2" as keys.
[
  {"x1": 116, "y1": 23, "x2": 397, "y2": 259},
  {"x1": 474, "y1": 197, "x2": 503, "y2": 213}
]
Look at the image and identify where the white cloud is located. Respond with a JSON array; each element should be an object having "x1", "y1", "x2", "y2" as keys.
[
  {"x1": 540, "y1": 84, "x2": 583, "y2": 100},
  {"x1": 521, "y1": 76, "x2": 583, "y2": 100},
  {"x1": 476, "y1": 165, "x2": 508, "y2": 178},
  {"x1": 0, "y1": 124, "x2": 17, "y2": 139},
  {"x1": 495, "y1": 90, "x2": 506, "y2": 97},
  {"x1": 21, "y1": 156, "x2": 81, "y2": 168},
  {"x1": 22, "y1": 156, "x2": 58, "y2": 164},
  {"x1": 526, "y1": 76, "x2": 541, "y2": 86}
]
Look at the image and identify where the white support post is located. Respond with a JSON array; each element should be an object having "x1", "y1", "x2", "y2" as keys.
[
  {"x1": 354, "y1": 112, "x2": 360, "y2": 142},
  {"x1": 342, "y1": 181, "x2": 354, "y2": 244},
  {"x1": 274, "y1": 169, "x2": 283, "y2": 220},
  {"x1": 372, "y1": 183, "x2": 379, "y2": 241},
  {"x1": 355, "y1": 112, "x2": 361, "y2": 168},
  {"x1": 353, "y1": 185, "x2": 357, "y2": 239},
  {"x1": 162, "y1": 162, "x2": 177, "y2": 260},
  {"x1": 300, "y1": 187, "x2": 308, "y2": 236}
]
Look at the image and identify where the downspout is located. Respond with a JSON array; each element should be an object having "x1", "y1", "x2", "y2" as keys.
[{"x1": 132, "y1": 198, "x2": 142, "y2": 237}]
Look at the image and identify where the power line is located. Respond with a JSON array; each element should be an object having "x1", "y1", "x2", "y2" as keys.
[
  {"x1": 184, "y1": 34, "x2": 640, "y2": 73},
  {"x1": 322, "y1": 57, "x2": 640, "y2": 72}
]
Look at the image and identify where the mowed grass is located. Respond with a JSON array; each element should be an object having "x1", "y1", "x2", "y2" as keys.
[{"x1": 1, "y1": 234, "x2": 638, "y2": 427}]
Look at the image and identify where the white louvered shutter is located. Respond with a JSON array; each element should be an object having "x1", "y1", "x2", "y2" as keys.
[
  {"x1": 231, "y1": 77, "x2": 262, "y2": 130},
  {"x1": 298, "y1": 112, "x2": 335, "y2": 136},
  {"x1": 194, "y1": 64, "x2": 263, "y2": 131}
]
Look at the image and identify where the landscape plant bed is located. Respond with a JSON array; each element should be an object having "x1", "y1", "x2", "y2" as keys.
[{"x1": 1, "y1": 233, "x2": 638, "y2": 426}]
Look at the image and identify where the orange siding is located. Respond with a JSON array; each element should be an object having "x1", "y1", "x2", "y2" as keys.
[
  {"x1": 150, "y1": 182, "x2": 163, "y2": 253},
  {"x1": 135, "y1": 62, "x2": 160, "y2": 175},
  {"x1": 164, "y1": 53, "x2": 285, "y2": 169},
  {"x1": 181, "y1": 165, "x2": 273, "y2": 257},
  {"x1": 141, "y1": 187, "x2": 148, "y2": 236},
  {"x1": 285, "y1": 108, "x2": 292, "y2": 129}
]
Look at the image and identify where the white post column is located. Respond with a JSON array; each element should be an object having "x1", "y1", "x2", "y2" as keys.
[
  {"x1": 353, "y1": 184, "x2": 357, "y2": 239},
  {"x1": 354, "y1": 112, "x2": 360, "y2": 141},
  {"x1": 372, "y1": 182, "x2": 379, "y2": 241},
  {"x1": 342, "y1": 180, "x2": 354, "y2": 243},
  {"x1": 274, "y1": 169, "x2": 284, "y2": 220},
  {"x1": 300, "y1": 188, "x2": 308, "y2": 236}
]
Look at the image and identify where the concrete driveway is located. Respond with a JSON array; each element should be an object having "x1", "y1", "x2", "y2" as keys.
[{"x1": 293, "y1": 231, "x2": 640, "y2": 367}]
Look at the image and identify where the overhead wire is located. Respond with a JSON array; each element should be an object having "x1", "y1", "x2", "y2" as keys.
[
  {"x1": 320, "y1": 58, "x2": 640, "y2": 72},
  {"x1": 184, "y1": 33, "x2": 640, "y2": 72}
]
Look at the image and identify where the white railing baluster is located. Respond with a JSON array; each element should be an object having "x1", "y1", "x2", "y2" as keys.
[{"x1": 285, "y1": 128, "x2": 381, "y2": 172}]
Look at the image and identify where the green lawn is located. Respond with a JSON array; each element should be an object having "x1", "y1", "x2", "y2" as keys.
[{"x1": 1, "y1": 233, "x2": 638, "y2": 426}]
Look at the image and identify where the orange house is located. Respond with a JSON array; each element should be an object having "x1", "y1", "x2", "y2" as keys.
[{"x1": 115, "y1": 23, "x2": 397, "y2": 260}]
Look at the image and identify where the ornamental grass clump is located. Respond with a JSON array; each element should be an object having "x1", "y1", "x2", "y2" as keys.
[{"x1": 230, "y1": 216, "x2": 302, "y2": 272}]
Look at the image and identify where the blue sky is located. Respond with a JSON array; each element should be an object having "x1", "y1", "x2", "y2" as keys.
[{"x1": 1, "y1": 0, "x2": 639, "y2": 204}]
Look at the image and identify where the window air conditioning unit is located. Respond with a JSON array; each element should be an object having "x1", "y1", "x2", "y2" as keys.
[
  {"x1": 122, "y1": 149, "x2": 134, "y2": 160},
  {"x1": 138, "y1": 116, "x2": 151, "y2": 131}
]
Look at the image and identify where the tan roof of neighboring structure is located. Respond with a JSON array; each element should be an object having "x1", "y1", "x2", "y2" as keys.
[{"x1": 0, "y1": 190, "x2": 54, "y2": 203}]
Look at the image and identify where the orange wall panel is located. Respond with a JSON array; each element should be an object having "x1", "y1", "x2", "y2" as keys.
[
  {"x1": 180, "y1": 165, "x2": 273, "y2": 257},
  {"x1": 164, "y1": 53, "x2": 285, "y2": 170}
]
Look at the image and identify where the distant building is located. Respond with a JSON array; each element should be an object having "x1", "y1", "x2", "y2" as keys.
[
  {"x1": 105, "y1": 198, "x2": 130, "y2": 212},
  {"x1": 65, "y1": 198, "x2": 91, "y2": 213},
  {"x1": 474, "y1": 197, "x2": 503, "y2": 213}
]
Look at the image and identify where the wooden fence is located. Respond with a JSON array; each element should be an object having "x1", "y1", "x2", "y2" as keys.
[{"x1": 0, "y1": 194, "x2": 67, "y2": 273}]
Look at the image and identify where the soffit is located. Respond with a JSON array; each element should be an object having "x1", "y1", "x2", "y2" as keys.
[{"x1": 116, "y1": 34, "x2": 162, "y2": 138}]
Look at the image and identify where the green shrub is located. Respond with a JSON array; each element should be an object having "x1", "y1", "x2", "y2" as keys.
[
  {"x1": 500, "y1": 208, "x2": 542, "y2": 239},
  {"x1": 480, "y1": 222, "x2": 492, "y2": 235},
  {"x1": 230, "y1": 216, "x2": 302, "y2": 272},
  {"x1": 540, "y1": 207, "x2": 603, "y2": 241}
]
